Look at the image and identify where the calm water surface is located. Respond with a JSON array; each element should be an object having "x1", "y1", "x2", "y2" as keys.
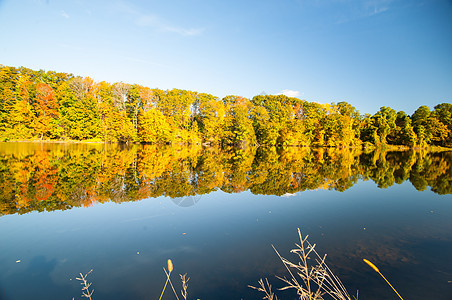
[{"x1": 0, "y1": 142, "x2": 451, "y2": 300}]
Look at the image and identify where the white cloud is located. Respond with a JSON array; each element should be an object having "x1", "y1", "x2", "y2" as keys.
[
  {"x1": 335, "y1": 0, "x2": 392, "y2": 24},
  {"x1": 61, "y1": 10, "x2": 70, "y2": 19},
  {"x1": 113, "y1": 1, "x2": 204, "y2": 37},
  {"x1": 372, "y1": 5, "x2": 389, "y2": 15},
  {"x1": 278, "y1": 89, "x2": 302, "y2": 98},
  {"x1": 120, "y1": 56, "x2": 171, "y2": 68},
  {"x1": 135, "y1": 15, "x2": 157, "y2": 26},
  {"x1": 162, "y1": 26, "x2": 204, "y2": 37},
  {"x1": 57, "y1": 43, "x2": 85, "y2": 52},
  {"x1": 136, "y1": 15, "x2": 204, "y2": 36},
  {"x1": 364, "y1": 0, "x2": 391, "y2": 16}
]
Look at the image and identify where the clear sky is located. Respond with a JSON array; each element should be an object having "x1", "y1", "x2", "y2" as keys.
[{"x1": 0, "y1": 0, "x2": 451, "y2": 114}]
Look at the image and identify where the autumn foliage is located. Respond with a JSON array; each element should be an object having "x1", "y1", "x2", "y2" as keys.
[{"x1": 0, "y1": 65, "x2": 451, "y2": 148}]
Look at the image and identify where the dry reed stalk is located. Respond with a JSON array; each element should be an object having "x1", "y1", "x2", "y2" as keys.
[
  {"x1": 162, "y1": 259, "x2": 190, "y2": 300},
  {"x1": 180, "y1": 274, "x2": 190, "y2": 300},
  {"x1": 76, "y1": 269, "x2": 94, "y2": 300},
  {"x1": 164, "y1": 266, "x2": 181, "y2": 300},
  {"x1": 159, "y1": 259, "x2": 174, "y2": 300},
  {"x1": 249, "y1": 278, "x2": 279, "y2": 300},
  {"x1": 251, "y1": 228, "x2": 354, "y2": 300},
  {"x1": 363, "y1": 259, "x2": 404, "y2": 300}
]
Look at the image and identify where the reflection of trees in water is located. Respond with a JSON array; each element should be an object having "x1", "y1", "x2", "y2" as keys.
[
  {"x1": 68, "y1": 185, "x2": 91, "y2": 207},
  {"x1": 0, "y1": 144, "x2": 451, "y2": 215},
  {"x1": 410, "y1": 151, "x2": 452, "y2": 194},
  {"x1": 109, "y1": 176, "x2": 128, "y2": 203}
]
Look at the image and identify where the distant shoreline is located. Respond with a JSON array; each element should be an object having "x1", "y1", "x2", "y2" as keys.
[
  {"x1": 2, "y1": 139, "x2": 451, "y2": 152},
  {"x1": 2, "y1": 139, "x2": 105, "y2": 144}
]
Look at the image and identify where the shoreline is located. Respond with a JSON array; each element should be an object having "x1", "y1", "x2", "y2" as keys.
[{"x1": 2, "y1": 139, "x2": 451, "y2": 151}]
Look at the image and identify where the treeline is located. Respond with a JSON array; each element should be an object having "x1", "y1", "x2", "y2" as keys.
[
  {"x1": 0, "y1": 143, "x2": 451, "y2": 216},
  {"x1": 1, "y1": 65, "x2": 451, "y2": 147}
]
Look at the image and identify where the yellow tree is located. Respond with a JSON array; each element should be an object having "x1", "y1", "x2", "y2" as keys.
[
  {"x1": 222, "y1": 96, "x2": 256, "y2": 146},
  {"x1": 138, "y1": 108, "x2": 172, "y2": 143},
  {"x1": 197, "y1": 93, "x2": 225, "y2": 144},
  {"x1": 4, "y1": 73, "x2": 36, "y2": 139},
  {"x1": 111, "y1": 82, "x2": 136, "y2": 142},
  {"x1": 0, "y1": 66, "x2": 19, "y2": 140},
  {"x1": 9, "y1": 100, "x2": 34, "y2": 139}
]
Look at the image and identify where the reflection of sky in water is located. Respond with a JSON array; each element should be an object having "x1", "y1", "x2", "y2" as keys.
[{"x1": 0, "y1": 180, "x2": 451, "y2": 300}]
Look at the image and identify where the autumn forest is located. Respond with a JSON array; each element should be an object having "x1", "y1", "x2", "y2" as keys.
[{"x1": 1, "y1": 65, "x2": 451, "y2": 148}]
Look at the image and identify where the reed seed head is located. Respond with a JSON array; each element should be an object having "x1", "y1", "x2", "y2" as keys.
[
  {"x1": 167, "y1": 259, "x2": 173, "y2": 272},
  {"x1": 363, "y1": 259, "x2": 379, "y2": 273}
]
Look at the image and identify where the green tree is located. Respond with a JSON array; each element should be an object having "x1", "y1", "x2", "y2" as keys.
[
  {"x1": 433, "y1": 103, "x2": 452, "y2": 146},
  {"x1": 412, "y1": 105, "x2": 449, "y2": 147},
  {"x1": 388, "y1": 111, "x2": 417, "y2": 146},
  {"x1": 251, "y1": 94, "x2": 304, "y2": 145},
  {"x1": 371, "y1": 106, "x2": 397, "y2": 145},
  {"x1": 251, "y1": 105, "x2": 279, "y2": 145},
  {"x1": 412, "y1": 106, "x2": 431, "y2": 146}
]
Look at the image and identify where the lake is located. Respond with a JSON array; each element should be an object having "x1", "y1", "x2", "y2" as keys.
[{"x1": 0, "y1": 142, "x2": 451, "y2": 300}]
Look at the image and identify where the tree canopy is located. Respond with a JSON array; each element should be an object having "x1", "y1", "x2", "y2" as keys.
[{"x1": 0, "y1": 65, "x2": 451, "y2": 148}]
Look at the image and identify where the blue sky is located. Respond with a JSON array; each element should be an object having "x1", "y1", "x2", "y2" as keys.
[{"x1": 0, "y1": 0, "x2": 451, "y2": 114}]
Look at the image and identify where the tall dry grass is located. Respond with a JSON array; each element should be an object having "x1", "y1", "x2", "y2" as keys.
[{"x1": 250, "y1": 228, "x2": 356, "y2": 300}]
